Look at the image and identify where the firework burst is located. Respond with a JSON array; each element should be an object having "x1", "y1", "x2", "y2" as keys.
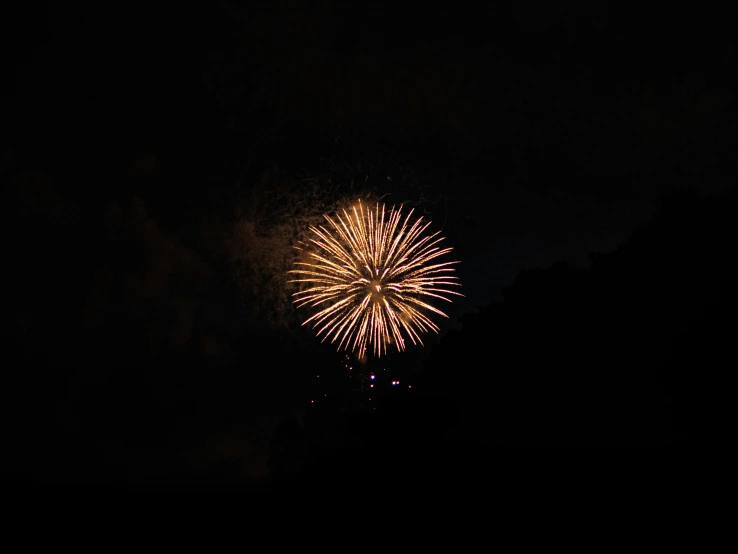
[{"x1": 288, "y1": 201, "x2": 462, "y2": 357}]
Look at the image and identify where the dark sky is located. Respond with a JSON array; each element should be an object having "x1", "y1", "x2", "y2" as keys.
[
  {"x1": 8, "y1": 3, "x2": 735, "y2": 318},
  {"x1": 4, "y1": 2, "x2": 737, "y2": 477}
]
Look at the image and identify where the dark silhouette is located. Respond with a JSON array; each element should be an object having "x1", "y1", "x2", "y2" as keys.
[{"x1": 274, "y1": 186, "x2": 737, "y2": 481}]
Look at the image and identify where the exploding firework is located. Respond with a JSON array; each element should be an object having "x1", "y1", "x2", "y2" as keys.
[{"x1": 289, "y1": 201, "x2": 462, "y2": 357}]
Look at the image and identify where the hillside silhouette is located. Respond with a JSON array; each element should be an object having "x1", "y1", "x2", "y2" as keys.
[{"x1": 278, "y1": 186, "x2": 736, "y2": 482}]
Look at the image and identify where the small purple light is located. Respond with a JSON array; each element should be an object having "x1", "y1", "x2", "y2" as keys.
[{"x1": 370, "y1": 375, "x2": 375, "y2": 380}]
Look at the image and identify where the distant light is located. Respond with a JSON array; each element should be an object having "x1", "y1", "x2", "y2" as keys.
[
  {"x1": 317, "y1": 375, "x2": 320, "y2": 378},
  {"x1": 370, "y1": 384, "x2": 374, "y2": 388},
  {"x1": 408, "y1": 385, "x2": 412, "y2": 389},
  {"x1": 370, "y1": 375, "x2": 375, "y2": 380},
  {"x1": 311, "y1": 400, "x2": 314, "y2": 403}
]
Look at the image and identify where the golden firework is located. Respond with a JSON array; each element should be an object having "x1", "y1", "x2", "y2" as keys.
[{"x1": 288, "y1": 201, "x2": 462, "y2": 357}]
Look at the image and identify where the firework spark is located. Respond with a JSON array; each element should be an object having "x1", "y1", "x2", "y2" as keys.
[{"x1": 288, "y1": 201, "x2": 462, "y2": 357}]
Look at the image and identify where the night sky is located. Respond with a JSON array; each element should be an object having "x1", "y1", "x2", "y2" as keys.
[{"x1": 5, "y1": 3, "x2": 737, "y2": 485}]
